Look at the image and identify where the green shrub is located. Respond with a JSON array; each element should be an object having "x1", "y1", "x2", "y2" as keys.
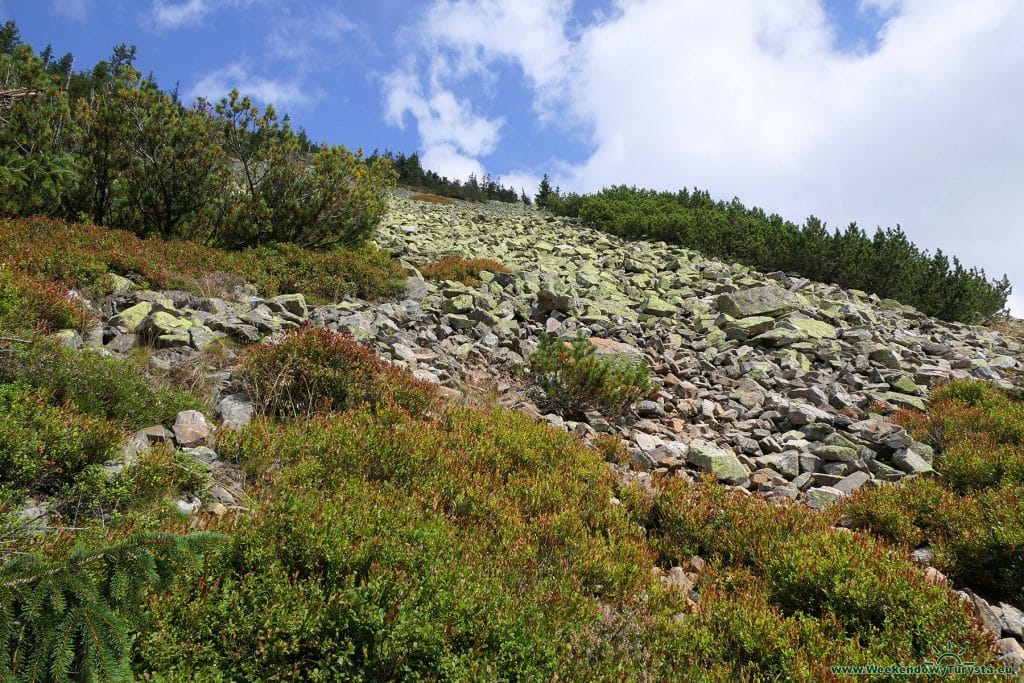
[
  {"x1": 238, "y1": 327, "x2": 438, "y2": 419},
  {"x1": 1, "y1": 216, "x2": 405, "y2": 303},
  {"x1": 842, "y1": 478, "x2": 956, "y2": 548},
  {"x1": 544, "y1": 184, "x2": 1009, "y2": 322},
  {"x1": 242, "y1": 241, "x2": 405, "y2": 303},
  {"x1": 650, "y1": 480, "x2": 992, "y2": 667},
  {"x1": 0, "y1": 383, "x2": 122, "y2": 497},
  {"x1": 418, "y1": 256, "x2": 509, "y2": 285},
  {"x1": 141, "y1": 402, "x2": 655, "y2": 680},
  {"x1": 0, "y1": 265, "x2": 92, "y2": 334},
  {"x1": 528, "y1": 333, "x2": 653, "y2": 419},
  {"x1": 1, "y1": 338, "x2": 204, "y2": 427}
]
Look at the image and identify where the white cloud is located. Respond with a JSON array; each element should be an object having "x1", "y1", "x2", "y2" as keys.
[
  {"x1": 497, "y1": 171, "x2": 542, "y2": 198},
  {"x1": 392, "y1": 0, "x2": 1024, "y2": 313},
  {"x1": 152, "y1": 0, "x2": 208, "y2": 28},
  {"x1": 188, "y1": 62, "x2": 310, "y2": 109},
  {"x1": 53, "y1": 0, "x2": 88, "y2": 20},
  {"x1": 151, "y1": 0, "x2": 258, "y2": 29},
  {"x1": 384, "y1": 70, "x2": 502, "y2": 180},
  {"x1": 267, "y1": 6, "x2": 356, "y2": 63}
]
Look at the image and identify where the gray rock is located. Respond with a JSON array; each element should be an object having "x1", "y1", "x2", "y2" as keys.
[
  {"x1": 999, "y1": 602, "x2": 1024, "y2": 640},
  {"x1": 173, "y1": 410, "x2": 211, "y2": 448},
  {"x1": 805, "y1": 486, "x2": 845, "y2": 510},
  {"x1": 687, "y1": 440, "x2": 750, "y2": 485},
  {"x1": 716, "y1": 285, "x2": 806, "y2": 318},
  {"x1": 833, "y1": 471, "x2": 871, "y2": 495},
  {"x1": 217, "y1": 393, "x2": 254, "y2": 429},
  {"x1": 891, "y1": 447, "x2": 933, "y2": 475}
]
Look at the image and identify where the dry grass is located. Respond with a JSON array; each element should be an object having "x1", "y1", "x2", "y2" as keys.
[
  {"x1": 418, "y1": 256, "x2": 510, "y2": 285},
  {"x1": 410, "y1": 193, "x2": 456, "y2": 205}
]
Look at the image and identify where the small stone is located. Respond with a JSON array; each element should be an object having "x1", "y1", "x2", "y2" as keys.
[
  {"x1": 999, "y1": 602, "x2": 1024, "y2": 640},
  {"x1": 176, "y1": 497, "x2": 202, "y2": 515},
  {"x1": 996, "y1": 637, "x2": 1024, "y2": 666},
  {"x1": 217, "y1": 393, "x2": 254, "y2": 429},
  {"x1": 833, "y1": 471, "x2": 871, "y2": 495},
  {"x1": 208, "y1": 502, "x2": 228, "y2": 518},
  {"x1": 173, "y1": 410, "x2": 211, "y2": 448},
  {"x1": 891, "y1": 447, "x2": 933, "y2": 475},
  {"x1": 636, "y1": 400, "x2": 663, "y2": 418},
  {"x1": 209, "y1": 485, "x2": 235, "y2": 504},
  {"x1": 910, "y1": 545, "x2": 935, "y2": 565},
  {"x1": 687, "y1": 440, "x2": 749, "y2": 485},
  {"x1": 805, "y1": 486, "x2": 845, "y2": 510}
]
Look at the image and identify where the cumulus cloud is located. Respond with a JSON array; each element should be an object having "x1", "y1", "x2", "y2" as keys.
[
  {"x1": 188, "y1": 62, "x2": 311, "y2": 109},
  {"x1": 151, "y1": 0, "x2": 208, "y2": 28},
  {"x1": 53, "y1": 0, "x2": 89, "y2": 20},
  {"x1": 384, "y1": 70, "x2": 502, "y2": 180},
  {"x1": 390, "y1": 0, "x2": 1024, "y2": 311},
  {"x1": 266, "y1": 5, "x2": 356, "y2": 63}
]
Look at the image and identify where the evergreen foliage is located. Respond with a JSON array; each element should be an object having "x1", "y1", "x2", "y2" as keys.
[
  {"x1": 0, "y1": 531, "x2": 224, "y2": 682},
  {"x1": 0, "y1": 27, "x2": 394, "y2": 250},
  {"x1": 541, "y1": 184, "x2": 1010, "y2": 322},
  {"x1": 373, "y1": 150, "x2": 525, "y2": 203},
  {"x1": 528, "y1": 333, "x2": 654, "y2": 419}
]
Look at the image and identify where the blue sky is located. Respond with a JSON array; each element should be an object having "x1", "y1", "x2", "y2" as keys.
[{"x1": 6, "y1": 0, "x2": 1024, "y2": 313}]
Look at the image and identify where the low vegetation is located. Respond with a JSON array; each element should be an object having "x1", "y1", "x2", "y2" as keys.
[
  {"x1": 539, "y1": 184, "x2": 1010, "y2": 322},
  {"x1": 418, "y1": 256, "x2": 510, "y2": 285},
  {"x1": 528, "y1": 333, "x2": 654, "y2": 419},
  {"x1": 0, "y1": 265, "x2": 93, "y2": 334},
  {"x1": 844, "y1": 380, "x2": 1024, "y2": 605},
  {"x1": 238, "y1": 327, "x2": 438, "y2": 420},
  {"x1": 0, "y1": 216, "x2": 405, "y2": 302},
  {"x1": 409, "y1": 192, "x2": 456, "y2": 205}
]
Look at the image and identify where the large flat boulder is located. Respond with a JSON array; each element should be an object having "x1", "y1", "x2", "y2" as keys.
[{"x1": 716, "y1": 285, "x2": 806, "y2": 318}]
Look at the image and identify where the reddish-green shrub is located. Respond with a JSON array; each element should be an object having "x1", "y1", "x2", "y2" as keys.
[
  {"x1": 0, "y1": 216, "x2": 404, "y2": 302},
  {"x1": 238, "y1": 327, "x2": 438, "y2": 419},
  {"x1": 0, "y1": 265, "x2": 93, "y2": 333},
  {"x1": 418, "y1": 256, "x2": 510, "y2": 285}
]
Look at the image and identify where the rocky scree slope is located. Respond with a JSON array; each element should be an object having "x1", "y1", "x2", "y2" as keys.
[
  {"x1": 59, "y1": 189, "x2": 1024, "y2": 658},
  {"x1": 80, "y1": 190, "x2": 1024, "y2": 513}
]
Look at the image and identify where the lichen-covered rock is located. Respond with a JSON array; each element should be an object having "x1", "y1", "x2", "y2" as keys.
[
  {"x1": 716, "y1": 285, "x2": 806, "y2": 318},
  {"x1": 686, "y1": 441, "x2": 749, "y2": 485}
]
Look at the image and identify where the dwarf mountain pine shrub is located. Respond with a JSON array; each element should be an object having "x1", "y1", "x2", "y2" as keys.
[{"x1": 528, "y1": 333, "x2": 653, "y2": 419}]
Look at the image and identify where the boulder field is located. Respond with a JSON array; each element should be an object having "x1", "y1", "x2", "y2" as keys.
[{"x1": 73, "y1": 190, "x2": 1023, "y2": 514}]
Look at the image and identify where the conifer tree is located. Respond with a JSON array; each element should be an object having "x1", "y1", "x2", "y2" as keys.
[{"x1": 0, "y1": 531, "x2": 224, "y2": 682}]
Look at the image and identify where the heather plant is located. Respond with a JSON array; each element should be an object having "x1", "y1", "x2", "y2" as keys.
[
  {"x1": 0, "y1": 383, "x2": 121, "y2": 500},
  {"x1": 418, "y1": 256, "x2": 510, "y2": 285},
  {"x1": 1, "y1": 216, "x2": 405, "y2": 302},
  {"x1": 0, "y1": 265, "x2": 93, "y2": 334},
  {"x1": 1, "y1": 337, "x2": 204, "y2": 428},
  {"x1": 143, "y1": 402, "x2": 657, "y2": 680},
  {"x1": 648, "y1": 479, "x2": 993, "y2": 666},
  {"x1": 238, "y1": 327, "x2": 438, "y2": 419},
  {"x1": 843, "y1": 379, "x2": 1024, "y2": 604},
  {"x1": 528, "y1": 333, "x2": 653, "y2": 419}
]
